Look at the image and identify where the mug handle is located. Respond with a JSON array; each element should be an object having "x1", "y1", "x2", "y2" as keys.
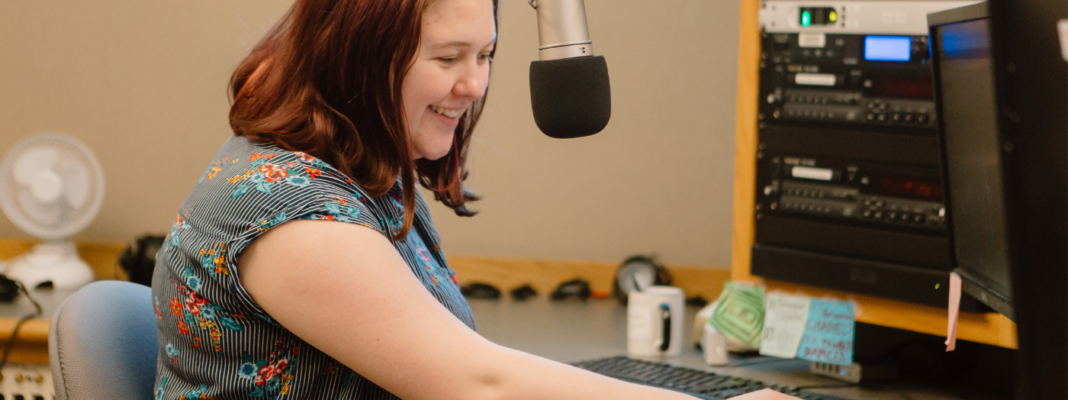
[{"x1": 658, "y1": 303, "x2": 671, "y2": 352}]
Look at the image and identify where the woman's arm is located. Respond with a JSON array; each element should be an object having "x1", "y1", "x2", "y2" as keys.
[{"x1": 239, "y1": 220, "x2": 697, "y2": 400}]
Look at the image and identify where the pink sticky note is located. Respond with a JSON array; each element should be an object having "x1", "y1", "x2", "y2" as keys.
[
  {"x1": 945, "y1": 272, "x2": 962, "y2": 351},
  {"x1": 730, "y1": 389, "x2": 803, "y2": 399}
]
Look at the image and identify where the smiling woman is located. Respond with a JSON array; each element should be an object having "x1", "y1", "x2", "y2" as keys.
[
  {"x1": 151, "y1": 0, "x2": 699, "y2": 399},
  {"x1": 227, "y1": 0, "x2": 487, "y2": 242},
  {"x1": 403, "y1": 0, "x2": 496, "y2": 161}
]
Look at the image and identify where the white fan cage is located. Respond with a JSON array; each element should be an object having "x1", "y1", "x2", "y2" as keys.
[{"x1": 0, "y1": 132, "x2": 106, "y2": 240}]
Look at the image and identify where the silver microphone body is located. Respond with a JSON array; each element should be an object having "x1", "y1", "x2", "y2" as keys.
[{"x1": 534, "y1": 0, "x2": 595, "y2": 60}]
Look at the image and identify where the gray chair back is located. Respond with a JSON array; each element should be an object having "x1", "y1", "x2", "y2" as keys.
[{"x1": 49, "y1": 280, "x2": 158, "y2": 400}]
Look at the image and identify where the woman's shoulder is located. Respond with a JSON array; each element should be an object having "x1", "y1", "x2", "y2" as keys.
[
  {"x1": 194, "y1": 136, "x2": 371, "y2": 200},
  {"x1": 181, "y1": 136, "x2": 386, "y2": 235}
]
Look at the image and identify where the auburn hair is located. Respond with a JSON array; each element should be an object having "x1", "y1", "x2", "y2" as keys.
[{"x1": 228, "y1": 0, "x2": 493, "y2": 240}]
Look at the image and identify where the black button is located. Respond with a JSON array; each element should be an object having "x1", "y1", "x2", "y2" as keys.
[
  {"x1": 904, "y1": 113, "x2": 915, "y2": 122},
  {"x1": 892, "y1": 113, "x2": 902, "y2": 122},
  {"x1": 14, "y1": 395, "x2": 23, "y2": 400},
  {"x1": 888, "y1": 211, "x2": 899, "y2": 220},
  {"x1": 913, "y1": 214, "x2": 926, "y2": 223},
  {"x1": 34, "y1": 396, "x2": 44, "y2": 400},
  {"x1": 917, "y1": 114, "x2": 929, "y2": 123}
]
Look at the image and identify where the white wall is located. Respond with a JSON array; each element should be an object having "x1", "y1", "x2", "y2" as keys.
[{"x1": 0, "y1": 0, "x2": 740, "y2": 268}]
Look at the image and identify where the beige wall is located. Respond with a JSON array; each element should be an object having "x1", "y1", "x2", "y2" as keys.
[{"x1": 0, "y1": 0, "x2": 739, "y2": 268}]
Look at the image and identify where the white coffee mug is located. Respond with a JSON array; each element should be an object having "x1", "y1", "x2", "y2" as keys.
[{"x1": 627, "y1": 286, "x2": 685, "y2": 356}]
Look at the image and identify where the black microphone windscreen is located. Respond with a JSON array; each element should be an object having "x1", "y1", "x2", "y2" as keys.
[{"x1": 529, "y1": 56, "x2": 611, "y2": 139}]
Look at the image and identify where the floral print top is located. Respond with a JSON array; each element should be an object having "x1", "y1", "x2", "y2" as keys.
[{"x1": 152, "y1": 136, "x2": 473, "y2": 400}]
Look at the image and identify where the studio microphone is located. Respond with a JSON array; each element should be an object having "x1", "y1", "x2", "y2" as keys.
[{"x1": 528, "y1": 0, "x2": 611, "y2": 139}]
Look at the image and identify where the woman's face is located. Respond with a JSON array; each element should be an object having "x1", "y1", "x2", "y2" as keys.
[{"x1": 402, "y1": 0, "x2": 496, "y2": 160}]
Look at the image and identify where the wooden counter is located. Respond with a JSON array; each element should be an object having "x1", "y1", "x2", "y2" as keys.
[
  {"x1": 0, "y1": 239, "x2": 129, "y2": 364},
  {"x1": 0, "y1": 238, "x2": 731, "y2": 364}
]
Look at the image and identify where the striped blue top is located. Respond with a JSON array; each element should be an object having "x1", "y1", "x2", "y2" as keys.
[{"x1": 151, "y1": 136, "x2": 474, "y2": 400}]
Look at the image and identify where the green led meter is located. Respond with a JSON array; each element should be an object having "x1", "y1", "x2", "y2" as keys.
[{"x1": 799, "y1": 7, "x2": 838, "y2": 27}]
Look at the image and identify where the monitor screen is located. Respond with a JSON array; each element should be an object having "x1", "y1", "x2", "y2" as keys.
[{"x1": 933, "y1": 18, "x2": 1014, "y2": 311}]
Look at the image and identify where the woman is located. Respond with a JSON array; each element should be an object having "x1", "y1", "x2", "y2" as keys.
[{"x1": 152, "y1": 0, "x2": 697, "y2": 398}]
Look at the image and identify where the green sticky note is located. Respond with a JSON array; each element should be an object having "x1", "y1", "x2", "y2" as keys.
[{"x1": 710, "y1": 282, "x2": 766, "y2": 349}]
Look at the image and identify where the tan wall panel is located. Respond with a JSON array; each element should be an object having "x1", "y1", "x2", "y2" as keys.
[{"x1": 0, "y1": 0, "x2": 739, "y2": 270}]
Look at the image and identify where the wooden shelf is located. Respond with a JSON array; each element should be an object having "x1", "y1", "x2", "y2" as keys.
[
  {"x1": 728, "y1": 0, "x2": 1017, "y2": 349},
  {"x1": 0, "y1": 239, "x2": 128, "y2": 364}
]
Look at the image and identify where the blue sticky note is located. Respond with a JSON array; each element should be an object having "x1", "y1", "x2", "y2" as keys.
[{"x1": 796, "y1": 299, "x2": 855, "y2": 366}]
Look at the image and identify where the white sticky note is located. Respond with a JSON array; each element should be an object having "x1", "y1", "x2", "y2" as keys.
[
  {"x1": 759, "y1": 293, "x2": 810, "y2": 358},
  {"x1": 945, "y1": 272, "x2": 962, "y2": 352}
]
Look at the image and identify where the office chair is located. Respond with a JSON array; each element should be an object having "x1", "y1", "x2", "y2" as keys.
[{"x1": 48, "y1": 280, "x2": 158, "y2": 400}]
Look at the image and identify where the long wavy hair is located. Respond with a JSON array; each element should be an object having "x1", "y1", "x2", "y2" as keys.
[{"x1": 228, "y1": 0, "x2": 494, "y2": 240}]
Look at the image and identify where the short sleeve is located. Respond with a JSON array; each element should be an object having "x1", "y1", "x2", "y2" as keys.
[{"x1": 182, "y1": 145, "x2": 387, "y2": 320}]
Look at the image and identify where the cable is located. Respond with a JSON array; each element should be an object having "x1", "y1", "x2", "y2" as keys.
[{"x1": 0, "y1": 282, "x2": 43, "y2": 372}]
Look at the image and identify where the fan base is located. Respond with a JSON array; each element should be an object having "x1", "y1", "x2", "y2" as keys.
[{"x1": 0, "y1": 241, "x2": 94, "y2": 290}]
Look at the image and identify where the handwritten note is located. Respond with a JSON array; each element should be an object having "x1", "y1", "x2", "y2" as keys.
[
  {"x1": 796, "y1": 299, "x2": 855, "y2": 366},
  {"x1": 759, "y1": 293, "x2": 810, "y2": 358}
]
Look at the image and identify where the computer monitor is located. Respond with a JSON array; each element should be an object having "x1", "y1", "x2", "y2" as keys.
[
  {"x1": 928, "y1": 1, "x2": 1067, "y2": 398},
  {"x1": 928, "y1": 5, "x2": 1013, "y2": 319}
]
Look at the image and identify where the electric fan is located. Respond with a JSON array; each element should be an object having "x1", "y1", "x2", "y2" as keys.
[{"x1": 0, "y1": 132, "x2": 104, "y2": 289}]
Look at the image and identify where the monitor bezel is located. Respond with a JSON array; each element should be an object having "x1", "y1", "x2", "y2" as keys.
[
  {"x1": 927, "y1": 2, "x2": 1015, "y2": 320},
  {"x1": 930, "y1": 1, "x2": 1068, "y2": 398}
]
